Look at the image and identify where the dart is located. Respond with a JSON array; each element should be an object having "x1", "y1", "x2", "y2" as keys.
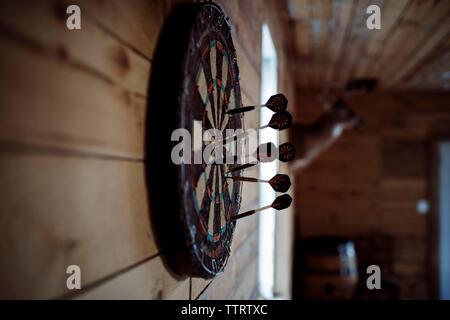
[
  {"x1": 233, "y1": 142, "x2": 277, "y2": 163},
  {"x1": 226, "y1": 93, "x2": 288, "y2": 114},
  {"x1": 220, "y1": 110, "x2": 293, "y2": 146},
  {"x1": 258, "y1": 110, "x2": 292, "y2": 131},
  {"x1": 226, "y1": 174, "x2": 291, "y2": 193},
  {"x1": 231, "y1": 142, "x2": 296, "y2": 173},
  {"x1": 255, "y1": 142, "x2": 277, "y2": 162},
  {"x1": 230, "y1": 194, "x2": 292, "y2": 221}
]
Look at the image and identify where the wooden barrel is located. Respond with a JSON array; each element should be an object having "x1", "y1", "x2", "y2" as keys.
[{"x1": 301, "y1": 237, "x2": 359, "y2": 300}]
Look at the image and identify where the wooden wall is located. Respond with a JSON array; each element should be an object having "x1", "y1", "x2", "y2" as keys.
[
  {"x1": 294, "y1": 90, "x2": 450, "y2": 299},
  {"x1": 0, "y1": 0, "x2": 296, "y2": 299}
]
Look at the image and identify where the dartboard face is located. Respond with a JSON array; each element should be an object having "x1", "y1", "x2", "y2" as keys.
[{"x1": 177, "y1": 4, "x2": 243, "y2": 278}]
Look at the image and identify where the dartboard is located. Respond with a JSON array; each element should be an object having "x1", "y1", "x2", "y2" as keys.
[
  {"x1": 147, "y1": 2, "x2": 243, "y2": 279},
  {"x1": 178, "y1": 3, "x2": 243, "y2": 278}
]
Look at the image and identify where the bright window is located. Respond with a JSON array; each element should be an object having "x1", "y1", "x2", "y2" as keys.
[{"x1": 258, "y1": 24, "x2": 278, "y2": 299}]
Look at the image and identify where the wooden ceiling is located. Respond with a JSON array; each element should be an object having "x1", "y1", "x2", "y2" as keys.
[{"x1": 287, "y1": 0, "x2": 450, "y2": 91}]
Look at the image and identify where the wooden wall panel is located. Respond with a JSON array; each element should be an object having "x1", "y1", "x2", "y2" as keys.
[
  {"x1": 76, "y1": 256, "x2": 189, "y2": 300},
  {"x1": 294, "y1": 90, "x2": 450, "y2": 299},
  {"x1": 0, "y1": 0, "x2": 297, "y2": 300},
  {"x1": 0, "y1": 0, "x2": 151, "y2": 96},
  {"x1": 197, "y1": 231, "x2": 259, "y2": 300},
  {"x1": 0, "y1": 39, "x2": 147, "y2": 159},
  {"x1": 0, "y1": 152, "x2": 156, "y2": 299},
  {"x1": 190, "y1": 209, "x2": 259, "y2": 299},
  {"x1": 376, "y1": 0, "x2": 449, "y2": 87},
  {"x1": 72, "y1": 0, "x2": 174, "y2": 59}
]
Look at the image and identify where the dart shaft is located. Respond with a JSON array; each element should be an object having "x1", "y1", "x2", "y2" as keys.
[
  {"x1": 230, "y1": 204, "x2": 272, "y2": 221},
  {"x1": 231, "y1": 162, "x2": 257, "y2": 172},
  {"x1": 226, "y1": 105, "x2": 266, "y2": 114},
  {"x1": 226, "y1": 106, "x2": 255, "y2": 114},
  {"x1": 221, "y1": 129, "x2": 260, "y2": 145},
  {"x1": 226, "y1": 176, "x2": 269, "y2": 183}
]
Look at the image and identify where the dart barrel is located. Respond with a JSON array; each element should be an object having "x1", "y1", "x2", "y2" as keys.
[{"x1": 299, "y1": 236, "x2": 359, "y2": 300}]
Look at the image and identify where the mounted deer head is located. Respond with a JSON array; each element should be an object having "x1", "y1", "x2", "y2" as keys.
[
  {"x1": 325, "y1": 98, "x2": 365, "y2": 132},
  {"x1": 292, "y1": 78, "x2": 377, "y2": 171}
]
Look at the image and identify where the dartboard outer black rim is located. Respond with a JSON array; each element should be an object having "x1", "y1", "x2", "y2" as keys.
[{"x1": 147, "y1": 2, "x2": 243, "y2": 279}]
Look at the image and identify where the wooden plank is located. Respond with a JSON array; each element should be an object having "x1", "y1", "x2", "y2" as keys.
[
  {"x1": 70, "y1": 0, "x2": 175, "y2": 59},
  {"x1": 0, "y1": 1, "x2": 261, "y2": 160},
  {"x1": 354, "y1": 0, "x2": 410, "y2": 78},
  {"x1": 0, "y1": 0, "x2": 151, "y2": 96},
  {"x1": 295, "y1": 20, "x2": 312, "y2": 57},
  {"x1": 234, "y1": 39, "x2": 261, "y2": 106},
  {"x1": 298, "y1": 214, "x2": 378, "y2": 237},
  {"x1": 298, "y1": 202, "x2": 377, "y2": 221},
  {"x1": 0, "y1": 37, "x2": 147, "y2": 159},
  {"x1": 295, "y1": 90, "x2": 450, "y2": 299},
  {"x1": 399, "y1": 31, "x2": 450, "y2": 88},
  {"x1": 218, "y1": 0, "x2": 262, "y2": 75},
  {"x1": 382, "y1": 139, "x2": 426, "y2": 178},
  {"x1": 366, "y1": 0, "x2": 434, "y2": 77},
  {"x1": 299, "y1": 189, "x2": 378, "y2": 208},
  {"x1": 295, "y1": 21, "x2": 312, "y2": 88},
  {"x1": 309, "y1": 0, "x2": 332, "y2": 88},
  {"x1": 290, "y1": 1, "x2": 312, "y2": 88},
  {"x1": 375, "y1": 0, "x2": 450, "y2": 86},
  {"x1": 191, "y1": 199, "x2": 259, "y2": 298},
  {"x1": 227, "y1": 260, "x2": 258, "y2": 300},
  {"x1": 333, "y1": 0, "x2": 382, "y2": 88},
  {"x1": 197, "y1": 230, "x2": 259, "y2": 299},
  {"x1": 380, "y1": 178, "x2": 426, "y2": 201},
  {"x1": 287, "y1": 0, "x2": 310, "y2": 21},
  {"x1": 75, "y1": 256, "x2": 189, "y2": 300},
  {"x1": 324, "y1": 0, "x2": 355, "y2": 85},
  {"x1": 378, "y1": 211, "x2": 427, "y2": 236},
  {"x1": 264, "y1": 0, "x2": 297, "y2": 80},
  {"x1": 0, "y1": 152, "x2": 156, "y2": 299},
  {"x1": 304, "y1": 160, "x2": 381, "y2": 181},
  {"x1": 236, "y1": 0, "x2": 262, "y2": 72},
  {"x1": 382, "y1": 113, "x2": 450, "y2": 140}
]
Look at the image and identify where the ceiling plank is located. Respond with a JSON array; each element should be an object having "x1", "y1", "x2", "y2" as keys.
[
  {"x1": 332, "y1": 0, "x2": 383, "y2": 88},
  {"x1": 324, "y1": 0, "x2": 355, "y2": 87},
  {"x1": 295, "y1": 21, "x2": 312, "y2": 88},
  {"x1": 389, "y1": 16, "x2": 450, "y2": 87},
  {"x1": 369, "y1": 0, "x2": 439, "y2": 80},
  {"x1": 407, "y1": 42, "x2": 450, "y2": 89},
  {"x1": 292, "y1": 0, "x2": 449, "y2": 91},
  {"x1": 375, "y1": 0, "x2": 450, "y2": 87},
  {"x1": 293, "y1": 0, "x2": 312, "y2": 88},
  {"x1": 288, "y1": 0, "x2": 309, "y2": 20},
  {"x1": 353, "y1": 0, "x2": 410, "y2": 78},
  {"x1": 309, "y1": 0, "x2": 332, "y2": 88}
]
